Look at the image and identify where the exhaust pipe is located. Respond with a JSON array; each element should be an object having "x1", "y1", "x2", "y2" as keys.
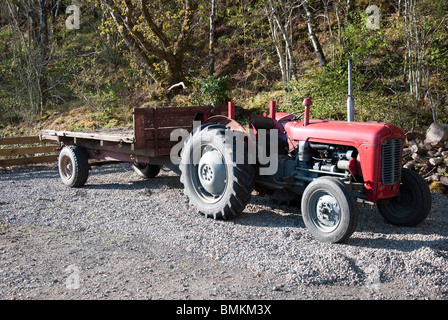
[
  {"x1": 347, "y1": 60, "x2": 354, "y2": 122},
  {"x1": 303, "y1": 98, "x2": 312, "y2": 126}
]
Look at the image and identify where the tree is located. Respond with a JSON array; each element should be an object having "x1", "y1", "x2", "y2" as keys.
[
  {"x1": 101, "y1": 0, "x2": 198, "y2": 96},
  {"x1": 264, "y1": 0, "x2": 299, "y2": 84},
  {"x1": 2, "y1": 0, "x2": 59, "y2": 120},
  {"x1": 401, "y1": 0, "x2": 448, "y2": 123},
  {"x1": 209, "y1": 0, "x2": 216, "y2": 76},
  {"x1": 303, "y1": 0, "x2": 326, "y2": 68}
]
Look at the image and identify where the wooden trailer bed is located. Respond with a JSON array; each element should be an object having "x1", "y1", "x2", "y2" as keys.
[{"x1": 39, "y1": 105, "x2": 227, "y2": 167}]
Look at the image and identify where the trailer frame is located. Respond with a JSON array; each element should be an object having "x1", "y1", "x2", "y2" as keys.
[{"x1": 39, "y1": 105, "x2": 227, "y2": 170}]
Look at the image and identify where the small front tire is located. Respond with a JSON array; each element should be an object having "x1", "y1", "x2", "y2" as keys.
[
  {"x1": 377, "y1": 168, "x2": 431, "y2": 226},
  {"x1": 301, "y1": 176, "x2": 358, "y2": 243}
]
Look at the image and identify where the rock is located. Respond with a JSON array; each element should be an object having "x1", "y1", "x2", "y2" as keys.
[
  {"x1": 440, "y1": 175, "x2": 448, "y2": 187},
  {"x1": 425, "y1": 123, "x2": 448, "y2": 147}
]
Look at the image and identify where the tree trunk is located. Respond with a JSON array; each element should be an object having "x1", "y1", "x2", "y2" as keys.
[
  {"x1": 104, "y1": 0, "x2": 197, "y2": 98},
  {"x1": 303, "y1": 1, "x2": 326, "y2": 68},
  {"x1": 166, "y1": 54, "x2": 184, "y2": 92},
  {"x1": 267, "y1": 14, "x2": 286, "y2": 84},
  {"x1": 346, "y1": 0, "x2": 353, "y2": 23},
  {"x1": 209, "y1": 0, "x2": 216, "y2": 76},
  {"x1": 266, "y1": 0, "x2": 297, "y2": 83},
  {"x1": 37, "y1": 0, "x2": 50, "y2": 116},
  {"x1": 4, "y1": 0, "x2": 56, "y2": 121}
]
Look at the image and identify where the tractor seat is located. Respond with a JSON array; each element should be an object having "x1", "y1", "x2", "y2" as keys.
[
  {"x1": 249, "y1": 117, "x2": 289, "y2": 155},
  {"x1": 249, "y1": 117, "x2": 274, "y2": 130}
]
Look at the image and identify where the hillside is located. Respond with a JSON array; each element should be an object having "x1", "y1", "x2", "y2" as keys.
[{"x1": 0, "y1": 0, "x2": 447, "y2": 136}]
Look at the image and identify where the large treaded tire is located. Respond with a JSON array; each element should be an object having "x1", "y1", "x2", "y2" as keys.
[
  {"x1": 377, "y1": 168, "x2": 431, "y2": 227},
  {"x1": 301, "y1": 176, "x2": 358, "y2": 243},
  {"x1": 58, "y1": 145, "x2": 89, "y2": 188},
  {"x1": 132, "y1": 163, "x2": 161, "y2": 178},
  {"x1": 179, "y1": 124, "x2": 254, "y2": 219}
]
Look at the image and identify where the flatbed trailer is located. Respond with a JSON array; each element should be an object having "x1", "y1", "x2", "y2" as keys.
[{"x1": 40, "y1": 105, "x2": 228, "y2": 181}]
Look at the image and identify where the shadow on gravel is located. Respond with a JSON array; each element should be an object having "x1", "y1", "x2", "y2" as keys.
[
  {"x1": 233, "y1": 194, "x2": 448, "y2": 249},
  {"x1": 84, "y1": 175, "x2": 183, "y2": 191},
  {"x1": 84, "y1": 181, "x2": 155, "y2": 191},
  {"x1": 233, "y1": 209, "x2": 304, "y2": 229},
  {"x1": 0, "y1": 167, "x2": 58, "y2": 181}
]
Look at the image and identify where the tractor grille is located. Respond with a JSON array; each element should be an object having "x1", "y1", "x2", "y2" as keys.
[{"x1": 381, "y1": 139, "x2": 403, "y2": 185}]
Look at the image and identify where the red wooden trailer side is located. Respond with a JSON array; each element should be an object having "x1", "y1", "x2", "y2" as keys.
[{"x1": 40, "y1": 105, "x2": 227, "y2": 168}]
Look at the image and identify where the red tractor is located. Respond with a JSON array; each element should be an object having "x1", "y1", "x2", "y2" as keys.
[
  {"x1": 43, "y1": 98, "x2": 432, "y2": 243},
  {"x1": 179, "y1": 99, "x2": 432, "y2": 243}
]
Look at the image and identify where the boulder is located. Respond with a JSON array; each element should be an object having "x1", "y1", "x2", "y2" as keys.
[{"x1": 425, "y1": 123, "x2": 448, "y2": 147}]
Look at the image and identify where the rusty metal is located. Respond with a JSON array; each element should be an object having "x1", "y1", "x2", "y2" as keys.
[{"x1": 40, "y1": 105, "x2": 227, "y2": 165}]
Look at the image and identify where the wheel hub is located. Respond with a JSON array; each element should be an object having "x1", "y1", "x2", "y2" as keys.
[
  {"x1": 61, "y1": 155, "x2": 73, "y2": 179},
  {"x1": 198, "y1": 149, "x2": 226, "y2": 196},
  {"x1": 316, "y1": 195, "x2": 340, "y2": 229}
]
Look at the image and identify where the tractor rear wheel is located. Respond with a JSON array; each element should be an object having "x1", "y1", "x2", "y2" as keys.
[
  {"x1": 301, "y1": 176, "x2": 358, "y2": 243},
  {"x1": 179, "y1": 124, "x2": 254, "y2": 219}
]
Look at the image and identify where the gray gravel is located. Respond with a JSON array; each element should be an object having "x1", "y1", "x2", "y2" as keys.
[{"x1": 1, "y1": 163, "x2": 448, "y2": 300}]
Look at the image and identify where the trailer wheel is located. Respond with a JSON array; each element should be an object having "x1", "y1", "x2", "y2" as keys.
[
  {"x1": 132, "y1": 163, "x2": 161, "y2": 178},
  {"x1": 301, "y1": 177, "x2": 358, "y2": 243},
  {"x1": 180, "y1": 124, "x2": 254, "y2": 219},
  {"x1": 58, "y1": 145, "x2": 89, "y2": 188},
  {"x1": 377, "y1": 168, "x2": 431, "y2": 227}
]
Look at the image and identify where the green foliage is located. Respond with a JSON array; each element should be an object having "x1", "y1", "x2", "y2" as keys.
[
  {"x1": 1, "y1": 0, "x2": 448, "y2": 134},
  {"x1": 197, "y1": 75, "x2": 230, "y2": 107},
  {"x1": 279, "y1": 8, "x2": 447, "y2": 131},
  {"x1": 282, "y1": 12, "x2": 387, "y2": 122},
  {"x1": 282, "y1": 68, "x2": 346, "y2": 121}
]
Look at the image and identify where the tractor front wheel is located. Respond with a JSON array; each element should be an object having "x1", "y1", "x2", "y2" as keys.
[
  {"x1": 301, "y1": 176, "x2": 358, "y2": 243},
  {"x1": 377, "y1": 168, "x2": 431, "y2": 227}
]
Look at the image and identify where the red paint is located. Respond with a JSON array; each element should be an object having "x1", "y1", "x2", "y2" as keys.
[
  {"x1": 348, "y1": 157, "x2": 360, "y2": 175},
  {"x1": 302, "y1": 99, "x2": 312, "y2": 126},
  {"x1": 228, "y1": 102, "x2": 235, "y2": 120},
  {"x1": 269, "y1": 101, "x2": 276, "y2": 119},
  {"x1": 284, "y1": 120, "x2": 403, "y2": 148},
  {"x1": 205, "y1": 115, "x2": 247, "y2": 133},
  {"x1": 283, "y1": 119, "x2": 405, "y2": 202}
]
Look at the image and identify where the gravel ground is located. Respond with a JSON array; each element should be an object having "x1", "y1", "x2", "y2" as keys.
[{"x1": 1, "y1": 163, "x2": 448, "y2": 300}]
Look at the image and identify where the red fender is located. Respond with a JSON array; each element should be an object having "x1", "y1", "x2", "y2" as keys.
[{"x1": 204, "y1": 115, "x2": 248, "y2": 133}]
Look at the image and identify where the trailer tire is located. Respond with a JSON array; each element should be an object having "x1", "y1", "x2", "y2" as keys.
[
  {"x1": 58, "y1": 145, "x2": 89, "y2": 188},
  {"x1": 180, "y1": 124, "x2": 254, "y2": 219},
  {"x1": 132, "y1": 163, "x2": 161, "y2": 178},
  {"x1": 301, "y1": 177, "x2": 358, "y2": 243},
  {"x1": 377, "y1": 168, "x2": 431, "y2": 227}
]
